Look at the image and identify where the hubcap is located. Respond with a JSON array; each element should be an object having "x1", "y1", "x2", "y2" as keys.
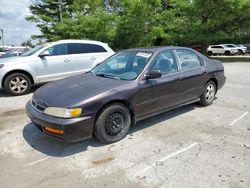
[
  {"x1": 9, "y1": 76, "x2": 28, "y2": 94},
  {"x1": 205, "y1": 84, "x2": 215, "y2": 103},
  {"x1": 105, "y1": 112, "x2": 125, "y2": 136}
]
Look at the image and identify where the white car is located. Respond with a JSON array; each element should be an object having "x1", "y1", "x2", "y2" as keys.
[
  {"x1": 207, "y1": 44, "x2": 238, "y2": 56},
  {"x1": 235, "y1": 44, "x2": 247, "y2": 55},
  {"x1": 0, "y1": 40, "x2": 114, "y2": 95}
]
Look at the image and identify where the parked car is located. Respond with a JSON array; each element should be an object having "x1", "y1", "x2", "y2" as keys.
[
  {"x1": 26, "y1": 46, "x2": 226, "y2": 144},
  {"x1": 244, "y1": 44, "x2": 250, "y2": 54},
  {"x1": 0, "y1": 51, "x2": 22, "y2": 58},
  {"x1": 0, "y1": 40, "x2": 114, "y2": 95},
  {"x1": 190, "y1": 45, "x2": 202, "y2": 52},
  {"x1": 224, "y1": 44, "x2": 247, "y2": 55},
  {"x1": 207, "y1": 44, "x2": 238, "y2": 56},
  {"x1": 0, "y1": 52, "x2": 6, "y2": 57}
]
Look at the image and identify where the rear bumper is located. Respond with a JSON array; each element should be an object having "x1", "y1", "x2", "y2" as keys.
[
  {"x1": 0, "y1": 69, "x2": 5, "y2": 89},
  {"x1": 217, "y1": 76, "x2": 226, "y2": 90},
  {"x1": 26, "y1": 100, "x2": 95, "y2": 142}
]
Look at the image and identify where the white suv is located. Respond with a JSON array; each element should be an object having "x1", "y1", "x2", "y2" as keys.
[
  {"x1": 0, "y1": 40, "x2": 114, "y2": 95},
  {"x1": 207, "y1": 44, "x2": 238, "y2": 56}
]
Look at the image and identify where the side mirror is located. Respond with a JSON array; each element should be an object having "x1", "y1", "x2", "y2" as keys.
[
  {"x1": 144, "y1": 70, "x2": 161, "y2": 80},
  {"x1": 39, "y1": 50, "x2": 50, "y2": 58}
]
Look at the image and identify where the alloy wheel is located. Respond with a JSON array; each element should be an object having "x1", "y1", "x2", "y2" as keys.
[
  {"x1": 205, "y1": 84, "x2": 215, "y2": 103},
  {"x1": 9, "y1": 76, "x2": 28, "y2": 94}
]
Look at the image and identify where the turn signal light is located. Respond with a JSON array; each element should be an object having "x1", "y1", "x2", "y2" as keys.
[{"x1": 44, "y1": 127, "x2": 64, "y2": 135}]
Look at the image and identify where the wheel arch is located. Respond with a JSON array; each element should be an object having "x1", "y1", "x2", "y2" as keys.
[
  {"x1": 2, "y1": 70, "x2": 35, "y2": 88},
  {"x1": 206, "y1": 78, "x2": 218, "y2": 92},
  {"x1": 94, "y1": 99, "x2": 135, "y2": 127}
]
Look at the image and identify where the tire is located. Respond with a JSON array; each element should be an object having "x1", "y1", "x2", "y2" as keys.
[
  {"x1": 4, "y1": 73, "x2": 32, "y2": 96},
  {"x1": 225, "y1": 51, "x2": 231, "y2": 56},
  {"x1": 238, "y1": 50, "x2": 243, "y2": 55},
  {"x1": 94, "y1": 103, "x2": 131, "y2": 144},
  {"x1": 199, "y1": 81, "x2": 216, "y2": 106},
  {"x1": 207, "y1": 51, "x2": 213, "y2": 56}
]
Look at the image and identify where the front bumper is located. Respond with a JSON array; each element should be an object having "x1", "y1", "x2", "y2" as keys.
[{"x1": 26, "y1": 100, "x2": 95, "y2": 142}]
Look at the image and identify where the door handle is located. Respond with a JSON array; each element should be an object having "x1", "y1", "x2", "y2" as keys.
[
  {"x1": 91, "y1": 56, "x2": 96, "y2": 61},
  {"x1": 201, "y1": 71, "x2": 207, "y2": 75},
  {"x1": 64, "y1": 58, "x2": 70, "y2": 63}
]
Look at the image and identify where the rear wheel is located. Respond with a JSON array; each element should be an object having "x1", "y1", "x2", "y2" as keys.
[
  {"x1": 238, "y1": 50, "x2": 243, "y2": 55},
  {"x1": 199, "y1": 81, "x2": 216, "y2": 106},
  {"x1": 4, "y1": 73, "x2": 32, "y2": 96},
  {"x1": 94, "y1": 103, "x2": 131, "y2": 144}
]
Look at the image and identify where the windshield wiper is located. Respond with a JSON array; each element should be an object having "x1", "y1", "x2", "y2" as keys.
[{"x1": 95, "y1": 73, "x2": 121, "y2": 80}]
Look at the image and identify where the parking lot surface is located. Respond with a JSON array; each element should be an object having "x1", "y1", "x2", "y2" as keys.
[{"x1": 0, "y1": 63, "x2": 249, "y2": 188}]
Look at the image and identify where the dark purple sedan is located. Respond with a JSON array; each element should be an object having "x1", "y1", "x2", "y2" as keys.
[{"x1": 26, "y1": 46, "x2": 226, "y2": 144}]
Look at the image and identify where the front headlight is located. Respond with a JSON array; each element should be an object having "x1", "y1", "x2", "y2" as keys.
[
  {"x1": 0, "y1": 64, "x2": 4, "y2": 69},
  {"x1": 44, "y1": 107, "x2": 82, "y2": 118}
]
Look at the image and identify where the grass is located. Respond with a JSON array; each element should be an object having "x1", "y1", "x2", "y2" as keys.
[{"x1": 209, "y1": 55, "x2": 250, "y2": 62}]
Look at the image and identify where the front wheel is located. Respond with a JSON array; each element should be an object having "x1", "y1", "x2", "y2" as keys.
[
  {"x1": 4, "y1": 73, "x2": 32, "y2": 96},
  {"x1": 238, "y1": 50, "x2": 243, "y2": 55},
  {"x1": 94, "y1": 103, "x2": 131, "y2": 144},
  {"x1": 207, "y1": 51, "x2": 213, "y2": 56},
  {"x1": 199, "y1": 81, "x2": 216, "y2": 106},
  {"x1": 225, "y1": 51, "x2": 231, "y2": 56}
]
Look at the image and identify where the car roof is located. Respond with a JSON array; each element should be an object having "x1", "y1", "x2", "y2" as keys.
[
  {"x1": 122, "y1": 46, "x2": 193, "y2": 53},
  {"x1": 53, "y1": 39, "x2": 109, "y2": 46}
]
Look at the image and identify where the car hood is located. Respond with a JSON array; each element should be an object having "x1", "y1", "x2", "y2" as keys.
[
  {"x1": 0, "y1": 56, "x2": 32, "y2": 64},
  {"x1": 33, "y1": 73, "x2": 130, "y2": 108}
]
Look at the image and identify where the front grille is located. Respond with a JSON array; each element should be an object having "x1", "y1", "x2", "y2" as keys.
[{"x1": 31, "y1": 100, "x2": 46, "y2": 112}]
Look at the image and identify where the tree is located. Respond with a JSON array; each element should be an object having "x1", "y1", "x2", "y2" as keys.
[
  {"x1": 26, "y1": 0, "x2": 74, "y2": 41},
  {"x1": 21, "y1": 39, "x2": 35, "y2": 48},
  {"x1": 167, "y1": 0, "x2": 250, "y2": 52},
  {"x1": 26, "y1": 0, "x2": 250, "y2": 52}
]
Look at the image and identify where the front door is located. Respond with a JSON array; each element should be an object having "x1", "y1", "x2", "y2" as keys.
[
  {"x1": 36, "y1": 43, "x2": 72, "y2": 82},
  {"x1": 134, "y1": 50, "x2": 183, "y2": 118}
]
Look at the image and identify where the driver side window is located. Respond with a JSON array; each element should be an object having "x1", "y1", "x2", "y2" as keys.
[
  {"x1": 150, "y1": 50, "x2": 178, "y2": 76},
  {"x1": 44, "y1": 44, "x2": 68, "y2": 56}
]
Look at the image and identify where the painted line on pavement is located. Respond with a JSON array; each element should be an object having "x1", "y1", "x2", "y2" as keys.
[
  {"x1": 25, "y1": 157, "x2": 49, "y2": 167},
  {"x1": 135, "y1": 142, "x2": 199, "y2": 176},
  {"x1": 229, "y1": 111, "x2": 248, "y2": 126}
]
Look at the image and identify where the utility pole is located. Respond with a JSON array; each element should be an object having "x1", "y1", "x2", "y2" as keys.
[
  {"x1": 58, "y1": 0, "x2": 63, "y2": 22},
  {"x1": 0, "y1": 28, "x2": 4, "y2": 50}
]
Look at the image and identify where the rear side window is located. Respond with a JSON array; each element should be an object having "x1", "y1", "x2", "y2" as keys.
[
  {"x1": 68, "y1": 43, "x2": 107, "y2": 54},
  {"x1": 176, "y1": 49, "x2": 202, "y2": 71}
]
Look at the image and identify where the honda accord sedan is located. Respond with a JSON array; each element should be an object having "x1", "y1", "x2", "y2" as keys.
[{"x1": 26, "y1": 46, "x2": 226, "y2": 144}]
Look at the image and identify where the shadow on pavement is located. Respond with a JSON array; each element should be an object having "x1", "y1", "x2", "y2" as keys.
[
  {"x1": 23, "y1": 103, "x2": 197, "y2": 157},
  {"x1": 23, "y1": 123, "x2": 104, "y2": 157},
  {"x1": 0, "y1": 85, "x2": 43, "y2": 97},
  {"x1": 130, "y1": 104, "x2": 196, "y2": 134}
]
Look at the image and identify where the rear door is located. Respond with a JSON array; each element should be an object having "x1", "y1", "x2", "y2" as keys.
[
  {"x1": 36, "y1": 43, "x2": 72, "y2": 82},
  {"x1": 175, "y1": 49, "x2": 209, "y2": 102},
  {"x1": 68, "y1": 43, "x2": 111, "y2": 75}
]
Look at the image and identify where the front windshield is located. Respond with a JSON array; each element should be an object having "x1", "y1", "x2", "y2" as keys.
[
  {"x1": 21, "y1": 45, "x2": 45, "y2": 56},
  {"x1": 91, "y1": 51, "x2": 153, "y2": 80}
]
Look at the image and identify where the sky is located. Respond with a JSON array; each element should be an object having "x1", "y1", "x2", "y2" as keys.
[{"x1": 0, "y1": 0, "x2": 40, "y2": 46}]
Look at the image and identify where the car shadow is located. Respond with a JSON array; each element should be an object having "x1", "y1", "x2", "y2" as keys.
[
  {"x1": 23, "y1": 103, "x2": 197, "y2": 157},
  {"x1": 23, "y1": 123, "x2": 105, "y2": 157},
  {"x1": 0, "y1": 85, "x2": 43, "y2": 97}
]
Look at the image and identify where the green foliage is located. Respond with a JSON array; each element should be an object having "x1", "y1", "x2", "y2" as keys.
[
  {"x1": 26, "y1": 0, "x2": 250, "y2": 51},
  {"x1": 21, "y1": 40, "x2": 35, "y2": 48}
]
